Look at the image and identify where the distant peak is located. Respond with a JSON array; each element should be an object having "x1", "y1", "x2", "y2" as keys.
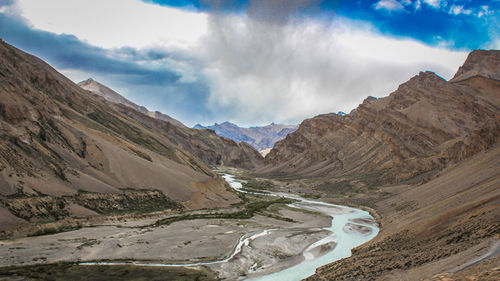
[
  {"x1": 220, "y1": 121, "x2": 238, "y2": 128},
  {"x1": 78, "y1": 78, "x2": 97, "y2": 86},
  {"x1": 193, "y1": 124, "x2": 206, "y2": 129}
]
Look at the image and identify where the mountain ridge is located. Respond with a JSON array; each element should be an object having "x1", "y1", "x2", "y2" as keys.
[
  {"x1": 0, "y1": 39, "x2": 240, "y2": 233},
  {"x1": 194, "y1": 121, "x2": 298, "y2": 152},
  {"x1": 78, "y1": 79, "x2": 264, "y2": 170},
  {"x1": 257, "y1": 51, "x2": 500, "y2": 187},
  {"x1": 78, "y1": 78, "x2": 187, "y2": 128}
]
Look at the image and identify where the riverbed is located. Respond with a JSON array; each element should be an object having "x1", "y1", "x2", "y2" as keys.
[
  {"x1": 0, "y1": 174, "x2": 378, "y2": 280},
  {"x1": 219, "y1": 174, "x2": 379, "y2": 280}
]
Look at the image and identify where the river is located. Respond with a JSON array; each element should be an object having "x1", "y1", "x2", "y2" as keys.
[
  {"x1": 81, "y1": 173, "x2": 379, "y2": 280},
  {"x1": 221, "y1": 174, "x2": 379, "y2": 281}
]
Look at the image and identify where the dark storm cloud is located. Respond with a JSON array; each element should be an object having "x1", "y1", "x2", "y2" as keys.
[
  {"x1": 0, "y1": 0, "x2": 14, "y2": 7},
  {"x1": 246, "y1": 0, "x2": 325, "y2": 23},
  {"x1": 0, "y1": 10, "x2": 214, "y2": 126},
  {"x1": 0, "y1": 13, "x2": 180, "y2": 84}
]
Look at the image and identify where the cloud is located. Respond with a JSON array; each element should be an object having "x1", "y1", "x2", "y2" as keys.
[
  {"x1": 414, "y1": 0, "x2": 421, "y2": 11},
  {"x1": 0, "y1": 14, "x2": 181, "y2": 83},
  {"x1": 449, "y1": 5, "x2": 472, "y2": 16},
  {"x1": 194, "y1": 13, "x2": 467, "y2": 125},
  {"x1": 374, "y1": 0, "x2": 405, "y2": 12},
  {"x1": 0, "y1": 0, "x2": 14, "y2": 8},
  {"x1": 16, "y1": 0, "x2": 208, "y2": 49},
  {"x1": 477, "y1": 5, "x2": 493, "y2": 18},
  {"x1": 1, "y1": 0, "x2": 472, "y2": 127},
  {"x1": 0, "y1": 9, "x2": 215, "y2": 125},
  {"x1": 422, "y1": 0, "x2": 442, "y2": 9}
]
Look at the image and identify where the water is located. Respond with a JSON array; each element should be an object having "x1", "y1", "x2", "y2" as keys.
[
  {"x1": 222, "y1": 174, "x2": 379, "y2": 281},
  {"x1": 81, "y1": 174, "x2": 379, "y2": 281}
]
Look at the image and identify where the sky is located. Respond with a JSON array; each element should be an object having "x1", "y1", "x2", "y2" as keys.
[{"x1": 0, "y1": 0, "x2": 498, "y2": 127}]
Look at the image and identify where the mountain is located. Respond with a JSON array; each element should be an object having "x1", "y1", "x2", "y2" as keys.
[
  {"x1": 257, "y1": 50, "x2": 500, "y2": 188},
  {"x1": 450, "y1": 49, "x2": 500, "y2": 82},
  {"x1": 79, "y1": 80, "x2": 264, "y2": 170},
  {"x1": 78, "y1": 78, "x2": 186, "y2": 128},
  {"x1": 194, "y1": 121, "x2": 298, "y2": 152},
  {"x1": 258, "y1": 49, "x2": 500, "y2": 280},
  {"x1": 113, "y1": 105, "x2": 264, "y2": 170},
  {"x1": 0, "y1": 39, "x2": 240, "y2": 232},
  {"x1": 308, "y1": 142, "x2": 500, "y2": 281}
]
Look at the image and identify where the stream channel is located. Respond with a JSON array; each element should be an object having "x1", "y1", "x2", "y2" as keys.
[{"x1": 82, "y1": 174, "x2": 379, "y2": 280}]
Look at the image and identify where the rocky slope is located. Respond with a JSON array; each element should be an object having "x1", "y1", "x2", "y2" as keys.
[
  {"x1": 194, "y1": 121, "x2": 298, "y2": 152},
  {"x1": 78, "y1": 80, "x2": 264, "y2": 170},
  {"x1": 450, "y1": 49, "x2": 500, "y2": 82},
  {"x1": 0, "y1": 39, "x2": 240, "y2": 231},
  {"x1": 307, "y1": 142, "x2": 500, "y2": 281},
  {"x1": 78, "y1": 78, "x2": 186, "y2": 128},
  {"x1": 258, "y1": 50, "x2": 500, "y2": 187},
  {"x1": 291, "y1": 49, "x2": 500, "y2": 280},
  {"x1": 113, "y1": 105, "x2": 264, "y2": 170}
]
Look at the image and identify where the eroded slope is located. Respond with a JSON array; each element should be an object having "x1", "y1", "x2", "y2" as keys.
[
  {"x1": 0, "y1": 40, "x2": 239, "y2": 232},
  {"x1": 258, "y1": 50, "x2": 500, "y2": 187}
]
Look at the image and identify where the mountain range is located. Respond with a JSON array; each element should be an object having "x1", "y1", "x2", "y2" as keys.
[
  {"x1": 0, "y1": 37, "x2": 498, "y2": 280},
  {"x1": 271, "y1": 50, "x2": 500, "y2": 280},
  {"x1": 258, "y1": 50, "x2": 500, "y2": 187},
  {"x1": 79, "y1": 78, "x2": 187, "y2": 128},
  {"x1": 0, "y1": 39, "x2": 263, "y2": 232},
  {"x1": 194, "y1": 122, "x2": 298, "y2": 153},
  {"x1": 76, "y1": 78, "x2": 264, "y2": 170}
]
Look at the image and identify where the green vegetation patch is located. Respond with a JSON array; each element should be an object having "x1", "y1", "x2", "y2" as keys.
[
  {"x1": 315, "y1": 180, "x2": 353, "y2": 194},
  {"x1": 155, "y1": 197, "x2": 295, "y2": 226},
  {"x1": 29, "y1": 224, "x2": 82, "y2": 237},
  {"x1": 3, "y1": 196, "x2": 69, "y2": 221},
  {"x1": 242, "y1": 179, "x2": 276, "y2": 191},
  {"x1": 0, "y1": 263, "x2": 216, "y2": 281},
  {"x1": 75, "y1": 190, "x2": 183, "y2": 215}
]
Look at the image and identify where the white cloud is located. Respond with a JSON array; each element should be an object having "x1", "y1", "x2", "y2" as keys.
[
  {"x1": 415, "y1": 0, "x2": 422, "y2": 11},
  {"x1": 487, "y1": 39, "x2": 500, "y2": 50},
  {"x1": 477, "y1": 5, "x2": 493, "y2": 18},
  {"x1": 195, "y1": 15, "x2": 467, "y2": 125},
  {"x1": 11, "y1": 0, "x2": 469, "y2": 126},
  {"x1": 374, "y1": 0, "x2": 405, "y2": 12},
  {"x1": 449, "y1": 5, "x2": 472, "y2": 15},
  {"x1": 16, "y1": 0, "x2": 208, "y2": 49},
  {"x1": 423, "y1": 0, "x2": 443, "y2": 9}
]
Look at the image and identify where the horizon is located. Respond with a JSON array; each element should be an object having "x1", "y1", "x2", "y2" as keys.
[{"x1": 0, "y1": 0, "x2": 498, "y2": 127}]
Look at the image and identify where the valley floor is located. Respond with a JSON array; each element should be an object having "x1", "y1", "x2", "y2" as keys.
[
  {"x1": 0, "y1": 185, "x2": 336, "y2": 280},
  {"x1": 1, "y1": 142, "x2": 498, "y2": 281}
]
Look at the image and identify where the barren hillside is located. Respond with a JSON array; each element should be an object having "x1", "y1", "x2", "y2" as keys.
[
  {"x1": 258, "y1": 50, "x2": 500, "y2": 187},
  {"x1": 0, "y1": 40, "x2": 240, "y2": 233}
]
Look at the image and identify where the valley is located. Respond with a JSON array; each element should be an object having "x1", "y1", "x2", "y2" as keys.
[
  {"x1": 0, "y1": 169, "x2": 377, "y2": 281},
  {"x1": 0, "y1": 38, "x2": 499, "y2": 281}
]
